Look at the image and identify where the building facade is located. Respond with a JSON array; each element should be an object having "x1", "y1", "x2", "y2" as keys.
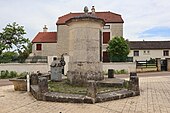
[
  {"x1": 32, "y1": 6, "x2": 124, "y2": 62},
  {"x1": 128, "y1": 41, "x2": 170, "y2": 61},
  {"x1": 32, "y1": 7, "x2": 170, "y2": 63}
]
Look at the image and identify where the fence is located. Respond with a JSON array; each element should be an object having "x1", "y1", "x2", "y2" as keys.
[
  {"x1": 136, "y1": 60, "x2": 157, "y2": 68},
  {"x1": 25, "y1": 56, "x2": 48, "y2": 63},
  {"x1": 136, "y1": 60, "x2": 158, "y2": 72}
]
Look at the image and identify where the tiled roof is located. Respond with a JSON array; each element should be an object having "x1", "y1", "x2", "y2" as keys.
[
  {"x1": 56, "y1": 12, "x2": 124, "y2": 25},
  {"x1": 32, "y1": 32, "x2": 57, "y2": 43},
  {"x1": 129, "y1": 41, "x2": 170, "y2": 49}
]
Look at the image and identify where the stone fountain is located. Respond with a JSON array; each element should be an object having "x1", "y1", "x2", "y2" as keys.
[{"x1": 66, "y1": 6, "x2": 105, "y2": 85}]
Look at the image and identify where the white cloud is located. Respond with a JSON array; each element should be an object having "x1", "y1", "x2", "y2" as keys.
[{"x1": 0, "y1": 0, "x2": 170, "y2": 41}]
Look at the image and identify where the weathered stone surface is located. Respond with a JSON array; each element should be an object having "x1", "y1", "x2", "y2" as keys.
[
  {"x1": 156, "y1": 58, "x2": 161, "y2": 71},
  {"x1": 97, "y1": 78, "x2": 125, "y2": 87},
  {"x1": 96, "y1": 89, "x2": 133, "y2": 103},
  {"x1": 9, "y1": 79, "x2": 27, "y2": 91},
  {"x1": 44, "y1": 92, "x2": 85, "y2": 103},
  {"x1": 30, "y1": 83, "x2": 138, "y2": 104},
  {"x1": 50, "y1": 59, "x2": 63, "y2": 81},
  {"x1": 66, "y1": 15, "x2": 104, "y2": 85},
  {"x1": 129, "y1": 75, "x2": 140, "y2": 95},
  {"x1": 108, "y1": 69, "x2": 114, "y2": 78},
  {"x1": 67, "y1": 70, "x2": 104, "y2": 86},
  {"x1": 130, "y1": 72, "x2": 137, "y2": 77},
  {"x1": 30, "y1": 74, "x2": 38, "y2": 85},
  {"x1": 38, "y1": 77, "x2": 48, "y2": 93},
  {"x1": 87, "y1": 80, "x2": 97, "y2": 98},
  {"x1": 166, "y1": 58, "x2": 170, "y2": 71}
]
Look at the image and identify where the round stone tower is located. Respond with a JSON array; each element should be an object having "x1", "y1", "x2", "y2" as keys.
[{"x1": 66, "y1": 6, "x2": 105, "y2": 85}]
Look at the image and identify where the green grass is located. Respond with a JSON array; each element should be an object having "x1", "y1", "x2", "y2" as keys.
[{"x1": 48, "y1": 79, "x2": 122, "y2": 95}]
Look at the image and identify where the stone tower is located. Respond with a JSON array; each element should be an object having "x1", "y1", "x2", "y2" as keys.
[{"x1": 66, "y1": 6, "x2": 105, "y2": 85}]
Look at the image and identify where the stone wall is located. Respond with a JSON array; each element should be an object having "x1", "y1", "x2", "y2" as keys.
[
  {"x1": 136, "y1": 67, "x2": 157, "y2": 72},
  {"x1": 0, "y1": 63, "x2": 49, "y2": 73},
  {"x1": 103, "y1": 62, "x2": 136, "y2": 73},
  {"x1": 0, "y1": 61, "x2": 136, "y2": 75}
]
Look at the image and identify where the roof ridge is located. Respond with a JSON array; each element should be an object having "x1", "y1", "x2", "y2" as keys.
[
  {"x1": 57, "y1": 11, "x2": 124, "y2": 24},
  {"x1": 38, "y1": 32, "x2": 57, "y2": 33},
  {"x1": 130, "y1": 40, "x2": 170, "y2": 42},
  {"x1": 60, "y1": 11, "x2": 121, "y2": 14}
]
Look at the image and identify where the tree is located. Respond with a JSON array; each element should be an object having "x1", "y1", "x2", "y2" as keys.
[
  {"x1": 0, "y1": 51, "x2": 18, "y2": 63},
  {"x1": 18, "y1": 42, "x2": 32, "y2": 63},
  {"x1": 107, "y1": 36, "x2": 130, "y2": 62},
  {"x1": 0, "y1": 22, "x2": 29, "y2": 55}
]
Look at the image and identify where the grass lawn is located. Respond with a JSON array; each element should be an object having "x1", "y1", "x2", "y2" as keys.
[{"x1": 48, "y1": 79, "x2": 122, "y2": 95}]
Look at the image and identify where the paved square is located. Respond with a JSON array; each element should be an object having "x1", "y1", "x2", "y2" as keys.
[{"x1": 1, "y1": 73, "x2": 170, "y2": 113}]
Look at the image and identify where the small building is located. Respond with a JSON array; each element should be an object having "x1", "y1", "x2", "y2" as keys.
[
  {"x1": 128, "y1": 41, "x2": 170, "y2": 61},
  {"x1": 32, "y1": 25, "x2": 57, "y2": 56}
]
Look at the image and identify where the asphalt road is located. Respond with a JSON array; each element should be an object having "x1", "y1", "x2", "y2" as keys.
[
  {"x1": 115, "y1": 71, "x2": 170, "y2": 78},
  {"x1": 0, "y1": 79, "x2": 13, "y2": 86}
]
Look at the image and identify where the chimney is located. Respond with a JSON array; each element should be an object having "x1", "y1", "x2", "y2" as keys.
[
  {"x1": 91, "y1": 6, "x2": 95, "y2": 14},
  {"x1": 43, "y1": 25, "x2": 48, "y2": 32}
]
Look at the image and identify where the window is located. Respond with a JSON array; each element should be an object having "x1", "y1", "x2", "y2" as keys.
[
  {"x1": 36, "y1": 44, "x2": 42, "y2": 51},
  {"x1": 103, "y1": 32, "x2": 110, "y2": 44},
  {"x1": 134, "y1": 51, "x2": 139, "y2": 56},
  {"x1": 143, "y1": 50, "x2": 150, "y2": 55},
  {"x1": 103, "y1": 25, "x2": 110, "y2": 29},
  {"x1": 103, "y1": 51, "x2": 110, "y2": 62},
  {"x1": 163, "y1": 50, "x2": 169, "y2": 56},
  {"x1": 144, "y1": 51, "x2": 146, "y2": 54}
]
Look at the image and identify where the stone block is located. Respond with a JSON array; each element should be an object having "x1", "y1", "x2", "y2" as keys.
[
  {"x1": 38, "y1": 77, "x2": 48, "y2": 93},
  {"x1": 129, "y1": 76, "x2": 140, "y2": 95},
  {"x1": 108, "y1": 69, "x2": 114, "y2": 78},
  {"x1": 87, "y1": 80, "x2": 97, "y2": 98},
  {"x1": 30, "y1": 74, "x2": 38, "y2": 85},
  {"x1": 67, "y1": 70, "x2": 104, "y2": 86},
  {"x1": 130, "y1": 72, "x2": 137, "y2": 77}
]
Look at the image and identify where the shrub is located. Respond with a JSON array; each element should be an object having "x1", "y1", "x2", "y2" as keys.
[
  {"x1": 17, "y1": 72, "x2": 28, "y2": 79},
  {"x1": 9, "y1": 71, "x2": 18, "y2": 78},
  {"x1": 0, "y1": 70, "x2": 10, "y2": 79},
  {"x1": 0, "y1": 70, "x2": 25, "y2": 79},
  {"x1": 0, "y1": 70, "x2": 7, "y2": 79},
  {"x1": 114, "y1": 69, "x2": 128, "y2": 74}
]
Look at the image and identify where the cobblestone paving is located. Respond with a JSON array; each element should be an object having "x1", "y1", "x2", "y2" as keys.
[{"x1": 1, "y1": 75, "x2": 170, "y2": 113}]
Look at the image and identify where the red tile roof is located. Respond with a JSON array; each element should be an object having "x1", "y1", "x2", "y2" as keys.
[
  {"x1": 32, "y1": 32, "x2": 57, "y2": 43},
  {"x1": 56, "y1": 12, "x2": 124, "y2": 25}
]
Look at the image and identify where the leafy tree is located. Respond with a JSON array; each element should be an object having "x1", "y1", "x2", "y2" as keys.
[
  {"x1": 107, "y1": 36, "x2": 130, "y2": 62},
  {"x1": 0, "y1": 22, "x2": 29, "y2": 55},
  {"x1": 0, "y1": 51, "x2": 18, "y2": 63},
  {"x1": 18, "y1": 42, "x2": 32, "y2": 63}
]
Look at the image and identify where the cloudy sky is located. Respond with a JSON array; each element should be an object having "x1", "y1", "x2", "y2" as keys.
[{"x1": 0, "y1": 0, "x2": 170, "y2": 41}]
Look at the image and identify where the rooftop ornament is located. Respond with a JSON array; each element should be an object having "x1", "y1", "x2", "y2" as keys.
[{"x1": 84, "y1": 6, "x2": 89, "y2": 14}]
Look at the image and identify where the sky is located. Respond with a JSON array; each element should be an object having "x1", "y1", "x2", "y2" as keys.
[{"x1": 0, "y1": 0, "x2": 170, "y2": 41}]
